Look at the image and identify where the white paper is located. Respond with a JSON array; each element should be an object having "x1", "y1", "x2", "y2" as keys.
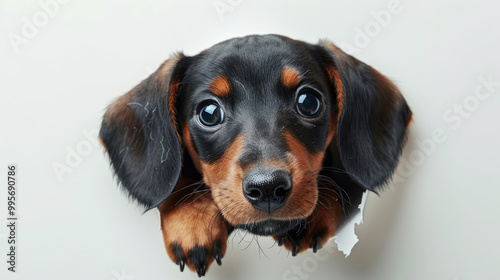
[{"x1": 333, "y1": 191, "x2": 368, "y2": 257}]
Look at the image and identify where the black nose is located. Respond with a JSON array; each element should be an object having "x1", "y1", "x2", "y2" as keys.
[{"x1": 242, "y1": 169, "x2": 292, "y2": 213}]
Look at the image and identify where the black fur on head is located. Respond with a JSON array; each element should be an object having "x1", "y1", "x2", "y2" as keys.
[{"x1": 100, "y1": 53, "x2": 191, "y2": 210}]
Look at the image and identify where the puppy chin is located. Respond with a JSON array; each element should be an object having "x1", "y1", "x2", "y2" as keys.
[{"x1": 236, "y1": 219, "x2": 306, "y2": 236}]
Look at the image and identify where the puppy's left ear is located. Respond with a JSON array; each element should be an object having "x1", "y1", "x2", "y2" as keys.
[{"x1": 314, "y1": 40, "x2": 413, "y2": 192}]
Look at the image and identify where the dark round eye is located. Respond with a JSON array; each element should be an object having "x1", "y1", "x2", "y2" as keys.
[
  {"x1": 199, "y1": 102, "x2": 224, "y2": 126},
  {"x1": 296, "y1": 90, "x2": 322, "y2": 117}
]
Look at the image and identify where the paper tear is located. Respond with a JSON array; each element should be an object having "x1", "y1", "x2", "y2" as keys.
[
  {"x1": 156, "y1": 208, "x2": 162, "y2": 231},
  {"x1": 334, "y1": 191, "x2": 368, "y2": 257}
]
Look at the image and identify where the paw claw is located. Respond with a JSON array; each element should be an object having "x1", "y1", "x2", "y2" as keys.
[
  {"x1": 311, "y1": 236, "x2": 322, "y2": 253},
  {"x1": 193, "y1": 264, "x2": 207, "y2": 277},
  {"x1": 277, "y1": 236, "x2": 285, "y2": 247},
  {"x1": 160, "y1": 195, "x2": 229, "y2": 276},
  {"x1": 292, "y1": 245, "x2": 300, "y2": 257},
  {"x1": 272, "y1": 196, "x2": 341, "y2": 257},
  {"x1": 215, "y1": 253, "x2": 222, "y2": 266},
  {"x1": 178, "y1": 260, "x2": 185, "y2": 272},
  {"x1": 213, "y1": 241, "x2": 222, "y2": 266},
  {"x1": 172, "y1": 243, "x2": 186, "y2": 272}
]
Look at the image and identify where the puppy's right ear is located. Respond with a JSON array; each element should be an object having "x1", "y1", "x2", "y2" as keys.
[
  {"x1": 314, "y1": 40, "x2": 412, "y2": 192},
  {"x1": 100, "y1": 53, "x2": 190, "y2": 210}
]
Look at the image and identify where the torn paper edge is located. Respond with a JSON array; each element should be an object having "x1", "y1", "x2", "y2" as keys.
[
  {"x1": 156, "y1": 208, "x2": 162, "y2": 231},
  {"x1": 333, "y1": 191, "x2": 368, "y2": 257}
]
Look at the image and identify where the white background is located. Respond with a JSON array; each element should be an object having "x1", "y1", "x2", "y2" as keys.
[{"x1": 1, "y1": 0, "x2": 499, "y2": 279}]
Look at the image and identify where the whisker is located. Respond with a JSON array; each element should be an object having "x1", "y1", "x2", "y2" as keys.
[
  {"x1": 242, "y1": 234, "x2": 254, "y2": 250},
  {"x1": 175, "y1": 183, "x2": 207, "y2": 206},
  {"x1": 170, "y1": 180, "x2": 205, "y2": 196},
  {"x1": 255, "y1": 236, "x2": 270, "y2": 261}
]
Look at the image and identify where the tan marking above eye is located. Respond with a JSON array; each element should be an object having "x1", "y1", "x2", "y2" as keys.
[
  {"x1": 281, "y1": 66, "x2": 301, "y2": 89},
  {"x1": 209, "y1": 76, "x2": 231, "y2": 98}
]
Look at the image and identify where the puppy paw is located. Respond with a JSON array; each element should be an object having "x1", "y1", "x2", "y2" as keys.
[
  {"x1": 159, "y1": 187, "x2": 229, "y2": 277},
  {"x1": 274, "y1": 197, "x2": 342, "y2": 256},
  {"x1": 169, "y1": 240, "x2": 225, "y2": 277}
]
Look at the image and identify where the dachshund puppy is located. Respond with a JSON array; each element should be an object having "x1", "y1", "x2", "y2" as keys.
[{"x1": 100, "y1": 35, "x2": 412, "y2": 277}]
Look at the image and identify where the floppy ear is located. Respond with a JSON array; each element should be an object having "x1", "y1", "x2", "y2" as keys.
[
  {"x1": 316, "y1": 40, "x2": 412, "y2": 192},
  {"x1": 100, "y1": 53, "x2": 190, "y2": 210}
]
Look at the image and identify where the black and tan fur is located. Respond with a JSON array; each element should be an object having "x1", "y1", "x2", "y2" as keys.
[{"x1": 100, "y1": 35, "x2": 412, "y2": 276}]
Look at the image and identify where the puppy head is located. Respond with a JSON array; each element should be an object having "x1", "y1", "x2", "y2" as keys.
[{"x1": 100, "y1": 35, "x2": 412, "y2": 235}]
